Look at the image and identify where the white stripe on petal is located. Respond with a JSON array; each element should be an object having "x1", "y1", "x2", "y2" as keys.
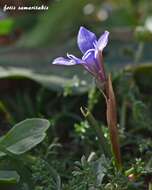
[{"x1": 82, "y1": 48, "x2": 95, "y2": 60}]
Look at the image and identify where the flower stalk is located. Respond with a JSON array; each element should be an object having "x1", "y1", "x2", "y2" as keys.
[{"x1": 104, "y1": 74, "x2": 122, "y2": 170}]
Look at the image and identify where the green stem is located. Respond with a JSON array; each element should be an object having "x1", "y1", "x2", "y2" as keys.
[
  {"x1": 80, "y1": 107, "x2": 111, "y2": 158},
  {"x1": 125, "y1": 167, "x2": 134, "y2": 176}
]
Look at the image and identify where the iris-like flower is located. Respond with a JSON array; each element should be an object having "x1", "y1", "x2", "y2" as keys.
[{"x1": 52, "y1": 26, "x2": 109, "y2": 82}]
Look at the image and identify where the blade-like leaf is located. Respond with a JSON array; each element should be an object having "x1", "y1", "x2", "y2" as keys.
[{"x1": 0, "y1": 118, "x2": 50, "y2": 155}]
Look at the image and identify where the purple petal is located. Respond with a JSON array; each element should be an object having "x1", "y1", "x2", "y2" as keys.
[
  {"x1": 82, "y1": 50, "x2": 97, "y2": 75},
  {"x1": 97, "y1": 31, "x2": 109, "y2": 52},
  {"x1": 82, "y1": 49, "x2": 95, "y2": 60},
  {"x1": 52, "y1": 54, "x2": 84, "y2": 66},
  {"x1": 67, "y1": 53, "x2": 85, "y2": 64},
  {"x1": 52, "y1": 57, "x2": 76, "y2": 65},
  {"x1": 77, "y1": 26, "x2": 97, "y2": 54},
  {"x1": 82, "y1": 49, "x2": 106, "y2": 81}
]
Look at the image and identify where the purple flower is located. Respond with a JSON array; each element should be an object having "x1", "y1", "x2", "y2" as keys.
[{"x1": 52, "y1": 26, "x2": 109, "y2": 82}]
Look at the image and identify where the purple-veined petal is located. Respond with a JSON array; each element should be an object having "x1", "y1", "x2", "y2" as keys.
[
  {"x1": 82, "y1": 49, "x2": 95, "y2": 65},
  {"x1": 77, "y1": 26, "x2": 97, "y2": 54},
  {"x1": 52, "y1": 57, "x2": 76, "y2": 65},
  {"x1": 82, "y1": 49, "x2": 95, "y2": 60},
  {"x1": 97, "y1": 30, "x2": 109, "y2": 52},
  {"x1": 82, "y1": 50, "x2": 98, "y2": 76},
  {"x1": 67, "y1": 53, "x2": 85, "y2": 64},
  {"x1": 82, "y1": 49, "x2": 106, "y2": 81}
]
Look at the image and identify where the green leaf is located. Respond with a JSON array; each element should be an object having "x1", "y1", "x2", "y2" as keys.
[
  {"x1": 0, "y1": 170, "x2": 20, "y2": 184},
  {"x1": 0, "y1": 118, "x2": 50, "y2": 155}
]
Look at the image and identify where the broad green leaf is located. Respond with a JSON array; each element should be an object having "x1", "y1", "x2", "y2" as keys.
[
  {"x1": 0, "y1": 118, "x2": 50, "y2": 155},
  {"x1": 0, "y1": 170, "x2": 20, "y2": 184},
  {"x1": 0, "y1": 65, "x2": 92, "y2": 94},
  {"x1": 0, "y1": 45, "x2": 93, "y2": 94}
]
